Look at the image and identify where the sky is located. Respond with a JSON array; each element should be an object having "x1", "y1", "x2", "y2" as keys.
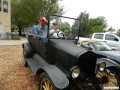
[{"x1": 59, "y1": 0, "x2": 120, "y2": 30}]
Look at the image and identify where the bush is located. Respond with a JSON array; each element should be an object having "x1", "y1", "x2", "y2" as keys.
[{"x1": 11, "y1": 35, "x2": 20, "y2": 40}]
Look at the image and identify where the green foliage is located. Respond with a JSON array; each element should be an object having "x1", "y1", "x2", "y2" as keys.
[
  {"x1": 58, "y1": 22, "x2": 71, "y2": 30},
  {"x1": 107, "y1": 26, "x2": 115, "y2": 32},
  {"x1": 11, "y1": 35, "x2": 20, "y2": 40},
  {"x1": 72, "y1": 11, "x2": 107, "y2": 37},
  {"x1": 71, "y1": 20, "x2": 79, "y2": 36},
  {"x1": 11, "y1": 0, "x2": 63, "y2": 35},
  {"x1": 50, "y1": 17, "x2": 71, "y2": 32}
]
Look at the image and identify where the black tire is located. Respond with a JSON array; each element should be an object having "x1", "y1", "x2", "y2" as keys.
[
  {"x1": 23, "y1": 48, "x2": 28, "y2": 67},
  {"x1": 39, "y1": 72, "x2": 57, "y2": 90},
  {"x1": 96, "y1": 67, "x2": 120, "y2": 90},
  {"x1": 23, "y1": 43, "x2": 34, "y2": 58}
]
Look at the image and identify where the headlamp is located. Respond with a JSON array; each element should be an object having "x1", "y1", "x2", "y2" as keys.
[
  {"x1": 97, "y1": 62, "x2": 106, "y2": 72},
  {"x1": 71, "y1": 66, "x2": 80, "y2": 78}
]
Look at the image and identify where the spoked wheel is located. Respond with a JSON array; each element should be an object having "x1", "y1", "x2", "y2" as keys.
[
  {"x1": 23, "y1": 48, "x2": 28, "y2": 67},
  {"x1": 40, "y1": 78, "x2": 53, "y2": 90},
  {"x1": 96, "y1": 68, "x2": 120, "y2": 90},
  {"x1": 39, "y1": 73, "x2": 57, "y2": 90}
]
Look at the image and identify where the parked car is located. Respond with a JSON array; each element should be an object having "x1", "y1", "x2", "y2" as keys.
[
  {"x1": 91, "y1": 33, "x2": 120, "y2": 50},
  {"x1": 26, "y1": 29, "x2": 32, "y2": 36},
  {"x1": 23, "y1": 15, "x2": 120, "y2": 90},
  {"x1": 78, "y1": 40, "x2": 120, "y2": 68},
  {"x1": 21, "y1": 31, "x2": 26, "y2": 36}
]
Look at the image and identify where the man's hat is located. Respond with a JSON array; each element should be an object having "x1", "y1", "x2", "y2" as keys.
[
  {"x1": 52, "y1": 22, "x2": 58, "y2": 26},
  {"x1": 39, "y1": 17, "x2": 48, "y2": 23}
]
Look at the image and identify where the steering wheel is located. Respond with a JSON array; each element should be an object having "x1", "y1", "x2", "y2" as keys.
[{"x1": 57, "y1": 28, "x2": 70, "y2": 39}]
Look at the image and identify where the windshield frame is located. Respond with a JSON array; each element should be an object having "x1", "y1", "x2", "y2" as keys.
[{"x1": 48, "y1": 15, "x2": 80, "y2": 40}]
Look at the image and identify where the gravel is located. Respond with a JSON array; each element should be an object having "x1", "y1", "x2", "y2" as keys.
[{"x1": 0, "y1": 45, "x2": 38, "y2": 90}]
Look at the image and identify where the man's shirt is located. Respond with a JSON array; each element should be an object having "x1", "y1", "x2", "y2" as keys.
[{"x1": 32, "y1": 25, "x2": 47, "y2": 42}]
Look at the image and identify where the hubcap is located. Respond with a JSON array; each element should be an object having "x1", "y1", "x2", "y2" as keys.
[
  {"x1": 40, "y1": 78, "x2": 53, "y2": 90},
  {"x1": 96, "y1": 69, "x2": 118, "y2": 89},
  {"x1": 101, "y1": 76, "x2": 108, "y2": 83}
]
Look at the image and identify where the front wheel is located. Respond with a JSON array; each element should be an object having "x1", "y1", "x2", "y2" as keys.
[
  {"x1": 96, "y1": 67, "x2": 120, "y2": 90},
  {"x1": 39, "y1": 72, "x2": 57, "y2": 90}
]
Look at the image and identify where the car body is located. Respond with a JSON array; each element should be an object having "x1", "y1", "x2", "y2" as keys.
[
  {"x1": 91, "y1": 33, "x2": 120, "y2": 50},
  {"x1": 21, "y1": 31, "x2": 26, "y2": 36},
  {"x1": 78, "y1": 40, "x2": 120, "y2": 64},
  {"x1": 26, "y1": 29, "x2": 32, "y2": 36},
  {"x1": 23, "y1": 15, "x2": 120, "y2": 90}
]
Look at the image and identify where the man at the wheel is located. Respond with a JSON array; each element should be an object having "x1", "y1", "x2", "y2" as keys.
[{"x1": 49, "y1": 22, "x2": 62, "y2": 38}]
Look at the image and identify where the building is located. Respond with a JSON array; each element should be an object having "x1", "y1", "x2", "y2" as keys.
[{"x1": 0, "y1": 0, "x2": 11, "y2": 38}]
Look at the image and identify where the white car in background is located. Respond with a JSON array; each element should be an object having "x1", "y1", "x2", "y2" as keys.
[{"x1": 91, "y1": 33, "x2": 120, "y2": 50}]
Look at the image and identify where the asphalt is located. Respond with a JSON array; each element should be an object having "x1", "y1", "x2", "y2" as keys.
[{"x1": 0, "y1": 37, "x2": 28, "y2": 45}]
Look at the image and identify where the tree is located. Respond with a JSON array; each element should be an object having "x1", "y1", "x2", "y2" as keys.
[
  {"x1": 88, "y1": 17, "x2": 107, "y2": 34},
  {"x1": 72, "y1": 11, "x2": 107, "y2": 37},
  {"x1": 11, "y1": 0, "x2": 63, "y2": 35},
  {"x1": 107, "y1": 26, "x2": 115, "y2": 32},
  {"x1": 78, "y1": 11, "x2": 89, "y2": 36},
  {"x1": 71, "y1": 11, "x2": 90, "y2": 36},
  {"x1": 11, "y1": 0, "x2": 26, "y2": 35},
  {"x1": 71, "y1": 20, "x2": 80, "y2": 36},
  {"x1": 58, "y1": 22, "x2": 71, "y2": 30}
]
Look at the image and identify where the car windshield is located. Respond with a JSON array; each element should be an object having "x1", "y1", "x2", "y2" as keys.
[
  {"x1": 93, "y1": 41, "x2": 112, "y2": 51},
  {"x1": 49, "y1": 15, "x2": 80, "y2": 40}
]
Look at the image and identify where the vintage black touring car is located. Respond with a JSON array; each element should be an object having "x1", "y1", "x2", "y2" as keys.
[{"x1": 23, "y1": 15, "x2": 120, "y2": 90}]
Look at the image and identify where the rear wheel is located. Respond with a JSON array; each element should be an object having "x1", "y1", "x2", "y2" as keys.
[
  {"x1": 39, "y1": 72, "x2": 57, "y2": 90},
  {"x1": 23, "y1": 48, "x2": 28, "y2": 67},
  {"x1": 96, "y1": 67, "x2": 120, "y2": 90}
]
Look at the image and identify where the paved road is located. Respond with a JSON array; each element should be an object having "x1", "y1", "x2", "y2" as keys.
[{"x1": 0, "y1": 37, "x2": 28, "y2": 45}]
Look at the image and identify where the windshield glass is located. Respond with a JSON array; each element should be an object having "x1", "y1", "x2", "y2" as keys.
[
  {"x1": 93, "y1": 41, "x2": 112, "y2": 51},
  {"x1": 49, "y1": 15, "x2": 80, "y2": 39}
]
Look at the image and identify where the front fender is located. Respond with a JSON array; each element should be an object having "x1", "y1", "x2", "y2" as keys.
[
  {"x1": 38, "y1": 65, "x2": 69, "y2": 89},
  {"x1": 97, "y1": 58, "x2": 120, "y2": 69}
]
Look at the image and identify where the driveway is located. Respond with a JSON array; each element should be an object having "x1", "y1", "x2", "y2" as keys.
[
  {"x1": 0, "y1": 45, "x2": 38, "y2": 90},
  {"x1": 0, "y1": 37, "x2": 28, "y2": 46}
]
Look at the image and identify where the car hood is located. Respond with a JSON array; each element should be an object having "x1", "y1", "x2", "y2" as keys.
[{"x1": 97, "y1": 51, "x2": 120, "y2": 63}]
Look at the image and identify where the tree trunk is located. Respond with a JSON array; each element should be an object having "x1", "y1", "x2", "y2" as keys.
[
  {"x1": 18, "y1": 26, "x2": 22, "y2": 36},
  {"x1": 17, "y1": 21, "x2": 22, "y2": 36}
]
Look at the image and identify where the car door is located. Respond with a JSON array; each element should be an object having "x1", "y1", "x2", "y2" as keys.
[{"x1": 34, "y1": 38, "x2": 47, "y2": 59}]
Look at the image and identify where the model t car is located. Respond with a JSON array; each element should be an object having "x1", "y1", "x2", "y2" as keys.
[{"x1": 23, "y1": 15, "x2": 120, "y2": 90}]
